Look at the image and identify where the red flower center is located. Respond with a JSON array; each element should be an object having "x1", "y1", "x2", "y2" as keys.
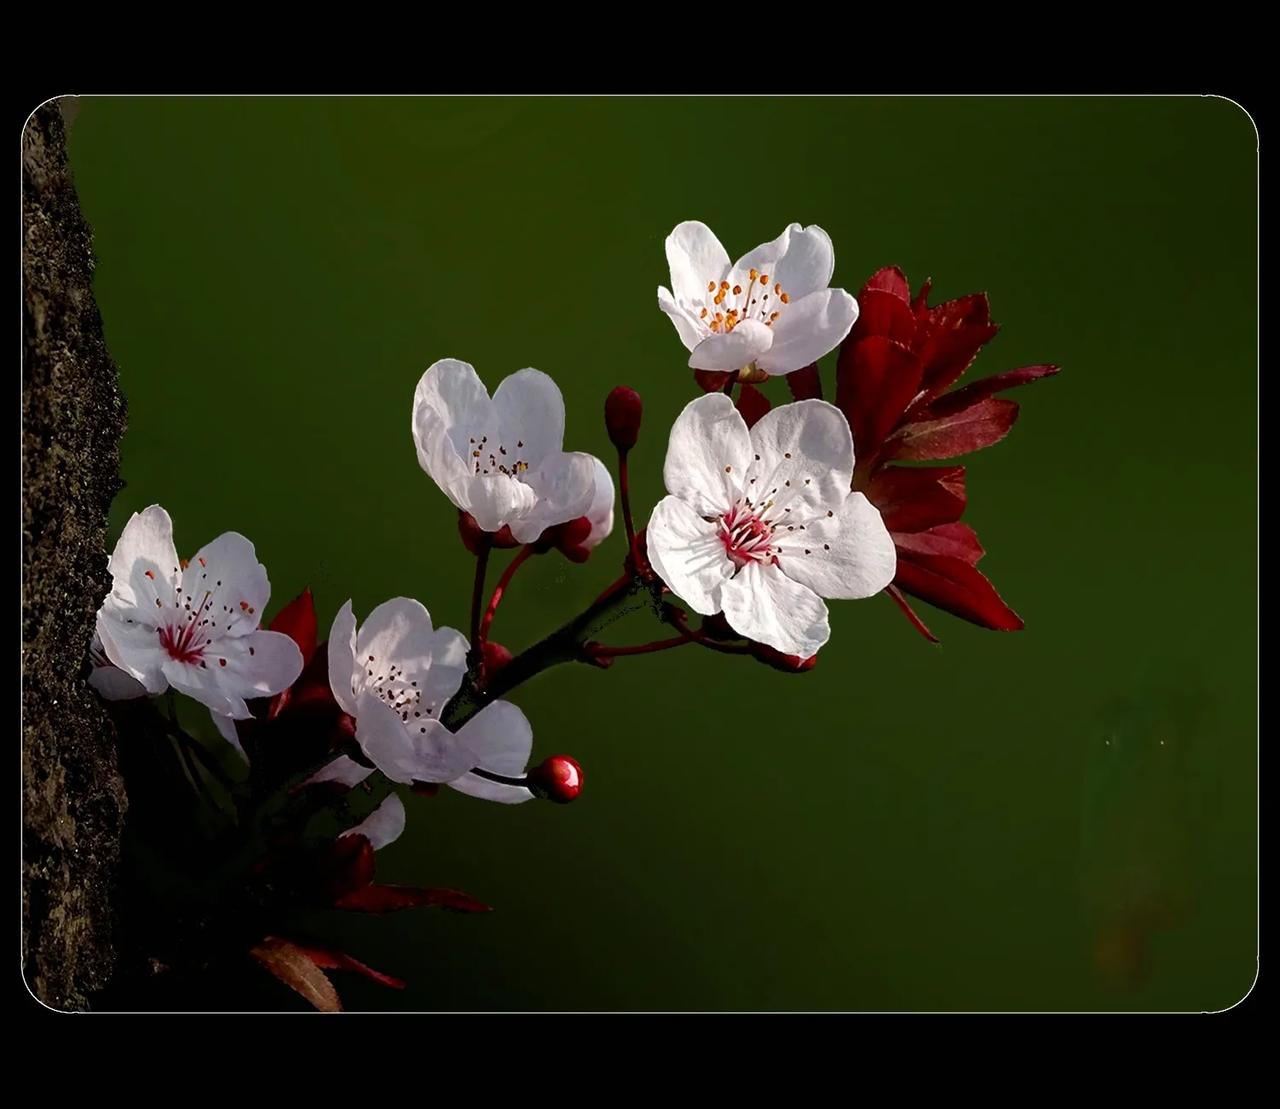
[{"x1": 718, "y1": 506, "x2": 774, "y2": 568}]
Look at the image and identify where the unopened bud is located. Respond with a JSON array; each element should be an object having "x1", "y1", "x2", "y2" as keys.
[
  {"x1": 605, "y1": 386, "x2": 643, "y2": 451},
  {"x1": 482, "y1": 639, "x2": 513, "y2": 677},
  {"x1": 750, "y1": 642, "x2": 817, "y2": 673},
  {"x1": 528, "y1": 754, "x2": 584, "y2": 804}
]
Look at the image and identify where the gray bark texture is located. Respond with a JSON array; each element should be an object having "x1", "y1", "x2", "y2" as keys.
[{"x1": 22, "y1": 99, "x2": 129, "y2": 1010}]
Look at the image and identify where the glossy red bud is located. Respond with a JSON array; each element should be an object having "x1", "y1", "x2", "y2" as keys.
[
  {"x1": 482, "y1": 640, "x2": 513, "y2": 676},
  {"x1": 605, "y1": 386, "x2": 643, "y2": 451},
  {"x1": 528, "y1": 754, "x2": 584, "y2": 804},
  {"x1": 459, "y1": 511, "x2": 521, "y2": 553}
]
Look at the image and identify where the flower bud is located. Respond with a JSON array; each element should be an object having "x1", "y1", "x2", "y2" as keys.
[
  {"x1": 528, "y1": 754, "x2": 584, "y2": 804},
  {"x1": 458, "y1": 511, "x2": 521, "y2": 553},
  {"x1": 604, "y1": 386, "x2": 643, "y2": 451},
  {"x1": 482, "y1": 639, "x2": 513, "y2": 677}
]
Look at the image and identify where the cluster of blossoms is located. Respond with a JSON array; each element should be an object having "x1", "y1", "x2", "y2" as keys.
[{"x1": 89, "y1": 219, "x2": 1054, "y2": 1009}]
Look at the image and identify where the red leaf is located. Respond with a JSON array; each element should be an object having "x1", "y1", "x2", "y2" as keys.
[
  {"x1": 269, "y1": 588, "x2": 318, "y2": 665},
  {"x1": 836, "y1": 335, "x2": 923, "y2": 461},
  {"x1": 250, "y1": 937, "x2": 343, "y2": 1012},
  {"x1": 893, "y1": 522, "x2": 985, "y2": 565},
  {"x1": 885, "y1": 583, "x2": 939, "y2": 643},
  {"x1": 850, "y1": 287, "x2": 918, "y2": 347},
  {"x1": 894, "y1": 553, "x2": 1023, "y2": 631},
  {"x1": 295, "y1": 944, "x2": 406, "y2": 990},
  {"x1": 916, "y1": 321, "x2": 1000, "y2": 395},
  {"x1": 334, "y1": 884, "x2": 492, "y2": 914},
  {"x1": 866, "y1": 466, "x2": 966, "y2": 533},
  {"x1": 910, "y1": 277, "x2": 933, "y2": 317},
  {"x1": 883, "y1": 397, "x2": 1019, "y2": 461},
  {"x1": 921, "y1": 364, "x2": 1060, "y2": 418},
  {"x1": 786, "y1": 363, "x2": 823, "y2": 401},
  {"x1": 693, "y1": 368, "x2": 733, "y2": 393},
  {"x1": 927, "y1": 291, "x2": 992, "y2": 331},
  {"x1": 862, "y1": 266, "x2": 912, "y2": 302},
  {"x1": 736, "y1": 383, "x2": 771, "y2": 428}
]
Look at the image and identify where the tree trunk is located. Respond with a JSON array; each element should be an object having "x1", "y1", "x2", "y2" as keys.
[{"x1": 22, "y1": 99, "x2": 129, "y2": 1010}]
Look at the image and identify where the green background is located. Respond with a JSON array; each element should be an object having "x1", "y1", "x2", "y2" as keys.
[{"x1": 66, "y1": 96, "x2": 1257, "y2": 1011}]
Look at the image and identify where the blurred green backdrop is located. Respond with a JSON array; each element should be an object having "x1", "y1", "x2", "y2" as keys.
[{"x1": 66, "y1": 96, "x2": 1257, "y2": 1011}]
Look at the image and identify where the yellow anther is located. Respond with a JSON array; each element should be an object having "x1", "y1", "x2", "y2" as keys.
[
  {"x1": 707, "y1": 280, "x2": 715, "y2": 292},
  {"x1": 720, "y1": 280, "x2": 730, "y2": 290},
  {"x1": 749, "y1": 268, "x2": 758, "y2": 280},
  {"x1": 769, "y1": 311, "x2": 780, "y2": 321},
  {"x1": 775, "y1": 282, "x2": 782, "y2": 295},
  {"x1": 700, "y1": 307, "x2": 708, "y2": 318}
]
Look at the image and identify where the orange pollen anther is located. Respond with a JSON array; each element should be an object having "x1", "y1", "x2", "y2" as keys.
[
  {"x1": 759, "y1": 274, "x2": 769, "y2": 285},
  {"x1": 749, "y1": 268, "x2": 758, "y2": 280},
  {"x1": 707, "y1": 280, "x2": 716, "y2": 292},
  {"x1": 720, "y1": 280, "x2": 730, "y2": 291},
  {"x1": 732, "y1": 285, "x2": 742, "y2": 295},
  {"x1": 780, "y1": 292, "x2": 790, "y2": 304},
  {"x1": 144, "y1": 570, "x2": 155, "y2": 580},
  {"x1": 198, "y1": 557, "x2": 206, "y2": 567}
]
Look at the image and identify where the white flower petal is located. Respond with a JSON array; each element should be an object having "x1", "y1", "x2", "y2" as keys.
[
  {"x1": 755, "y1": 288, "x2": 858, "y2": 377},
  {"x1": 662, "y1": 393, "x2": 751, "y2": 516},
  {"x1": 96, "y1": 613, "x2": 168, "y2": 693},
  {"x1": 665, "y1": 221, "x2": 730, "y2": 304},
  {"x1": 463, "y1": 472, "x2": 539, "y2": 534},
  {"x1": 327, "y1": 600, "x2": 359, "y2": 716},
  {"x1": 730, "y1": 224, "x2": 793, "y2": 281},
  {"x1": 746, "y1": 399, "x2": 855, "y2": 519},
  {"x1": 509, "y1": 451, "x2": 599, "y2": 544},
  {"x1": 162, "y1": 659, "x2": 252, "y2": 719},
  {"x1": 355, "y1": 692, "x2": 473, "y2": 785},
  {"x1": 105, "y1": 505, "x2": 180, "y2": 612},
  {"x1": 305, "y1": 755, "x2": 375, "y2": 789},
  {"x1": 584, "y1": 456, "x2": 615, "y2": 549},
  {"x1": 492, "y1": 368, "x2": 565, "y2": 467},
  {"x1": 210, "y1": 710, "x2": 248, "y2": 762},
  {"x1": 215, "y1": 629, "x2": 303, "y2": 700},
  {"x1": 180, "y1": 532, "x2": 270, "y2": 636},
  {"x1": 720, "y1": 562, "x2": 830, "y2": 658},
  {"x1": 645, "y1": 495, "x2": 733, "y2": 616},
  {"x1": 422, "y1": 625, "x2": 469, "y2": 714},
  {"x1": 341, "y1": 793, "x2": 406, "y2": 851},
  {"x1": 447, "y1": 773, "x2": 535, "y2": 805},
  {"x1": 772, "y1": 224, "x2": 835, "y2": 300},
  {"x1": 456, "y1": 700, "x2": 532, "y2": 777},
  {"x1": 412, "y1": 358, "x2": 494, "y2": 506},
  {"x1": 658, "y1": 286, "x2": 706, "y2": 351},
  {"x1": 777, "y1": 492, "x2": 897, "y2": 600},
  {"x1": 88, "y1": 661, "x2": 148, "y2": 701},
  {"x1": 688, "y1": 320, "x2": 774, "y2": 371}
]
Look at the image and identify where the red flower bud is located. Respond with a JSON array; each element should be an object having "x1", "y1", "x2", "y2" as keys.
[
  {"x1": 459, "y1": 511, "x2": 521, "y2": 553},
  {"x1": 528, "y1": 754, "x2": 584, "y2": 804},
  {"x1": 604, "y1": 386, "x2": 643, "y2": 451},
  {"x1": 482, "y1": 639, "x2": 513, "y2": 677},
  {"x1": 750, "y1": 642, "x2": 818, "y2": 673}
]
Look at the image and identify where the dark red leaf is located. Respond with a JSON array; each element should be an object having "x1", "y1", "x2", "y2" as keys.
[
  {"x1": 894, "y1": 553, "x2": 1023, "y2": 631},
  {"x1": 736, "y1": 383, "x2": 771, "y2": 428},
  {"x1": 866, "y1": 466, "x2": 966, "y2": 533},
  {"x1": 250, "y1": 937, "x2": 342, "y2": 1012},
  {"x1": 836, "y1": 335, "x2": 923, "y2": 461},
  {"x1": 693, "y1": 368, "x2": 733, "y2": 393},
  {"x1": 334, "y1": 884, "x2": 492, "y2": 914},
  {"x1": 269, "y1": 588, "x2": 318, "y2": 665},
  {"x1": 926, "y1": 292, "x2": 992, "y2": 331},
  {"x1": 910, "y1": 277, "x2": 933, "y2": 317},
  {"x1": 916, "y1": 321, "x2": 1000, "y2": 395},
  {"x1": 850, "y1": 287, "x2": 918, "y2": 347},
  {"x1": 893, "y1": 522, "x2": 985, "y2": 565},
  {"x1": 862, "y1": 266, "x2": 912, "y2": 302},
  {"x1": 786, "y1": 363, "x2": 823, "y2": 401},
  {"x1": 296, "y1": 944, "x2": 406, "y2": 990},
  {"x1": 883, "y1": 397, "x2": 1019, "y2": 461},
  {"x1": 921, "y1": 364, "x2": 1060, "y2": 418},
  {"x1": 885, "y1": 583, "x2": 939, "y2": 643}
]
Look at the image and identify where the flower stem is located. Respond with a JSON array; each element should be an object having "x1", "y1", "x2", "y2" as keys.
[
  {"x1": 468, "y1": 533, "x2": 493, "y2": 664},
  {"x1": 617, "y1": 447, "x2": 637, "y2": 562},
  {"x1": 586, "y1": 634, "x2": 693, "y2": 659},
  {"x1": 480, "y1": 544, "x2": 534, "y2": 645},
  {"x1": 441, "y1": 571, "x2": 666, "y2": 733}
]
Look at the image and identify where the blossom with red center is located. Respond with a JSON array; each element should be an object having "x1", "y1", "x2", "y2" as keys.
[
  {"x1": 95, "y1": 505, "x2": 304, "y2": 729},
  {"x1": 811, "y1": 266, "x2": 1058, "y2": 639}
]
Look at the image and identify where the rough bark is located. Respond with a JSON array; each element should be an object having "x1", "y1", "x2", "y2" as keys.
[{"x1": 22, "y1": 99, "x2": 129, "y2": 1010}]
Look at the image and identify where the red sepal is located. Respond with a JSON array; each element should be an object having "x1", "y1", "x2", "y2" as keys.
[
  {"x1": 736, "y1": 383, "x2": 771, "y2": 428},
  {"x1": 693, "y1": 368, "x2": 733, "y2": 393},
  {"x1": 785, "y1": 363, "x2": 823, "y2": 401},
  {"x1": 269, "y1": 587, "x2": 318, "y2": 665}
]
